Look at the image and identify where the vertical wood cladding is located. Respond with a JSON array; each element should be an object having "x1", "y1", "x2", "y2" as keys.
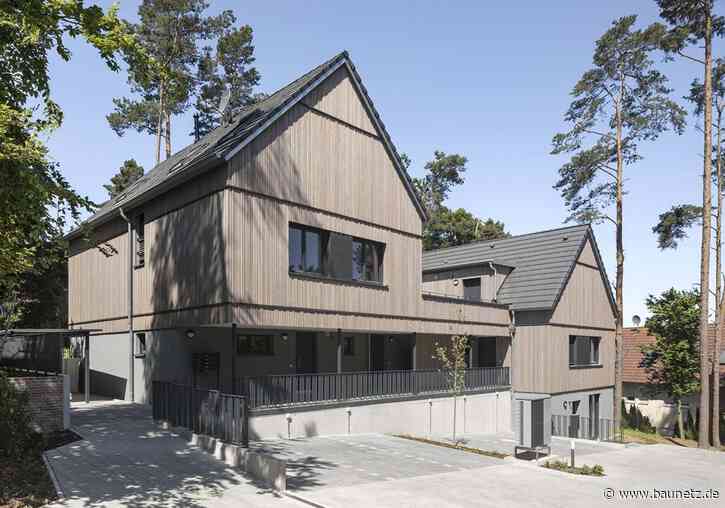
[{"x1": 68, "y1": 64, "x2": 509, "y2": 336}]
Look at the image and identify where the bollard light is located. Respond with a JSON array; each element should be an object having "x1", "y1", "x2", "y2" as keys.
[{"x1": 570, "y1": 439, "x2": 575, "y2": 468}]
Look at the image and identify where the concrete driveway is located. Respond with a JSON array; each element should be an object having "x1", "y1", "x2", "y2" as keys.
[
  {"x1": 282, "y1": 438, "x2": 725, "y2": 507},
  {"x1": 250, "y1": 434, "x2": 504, "y2": 493},
  {"x1": 45, "y1": 402, "x2": 725, "y2": 507},
  {"x1": 45, "y1": 401, "x2": 297, "y2": 508}
]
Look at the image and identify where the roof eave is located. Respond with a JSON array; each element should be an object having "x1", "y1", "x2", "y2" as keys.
[{"x1": 65, "y1": 153, "x2": 222, "y2": 241}]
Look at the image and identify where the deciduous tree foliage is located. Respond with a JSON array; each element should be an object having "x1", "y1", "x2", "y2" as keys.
[
  {"x1": 404, "y1": 151, "x2": 509, "y2": 250},
  {"x1": 655, "y1": 0, "x2": 725, "y2": 448},
  {"x1": 0, "y1": 1, "x2": 143, "y2": 325},
  {"x1": 103, "y1": 159, "x2": 145, "y2": 198},
  {"x1": 433, "y1": 335, "x2": 470, "y2": 442},
  {"x1": 641, "y1": 288, "x2": 701, "y2": 439},
  {"x1": 552, "y1": 15, "x2": 686, "y2": 434}
]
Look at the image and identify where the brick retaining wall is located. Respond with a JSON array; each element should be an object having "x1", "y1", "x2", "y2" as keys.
[{"x1": 9, "y1": 375, "x2": 65, "y2": 433}]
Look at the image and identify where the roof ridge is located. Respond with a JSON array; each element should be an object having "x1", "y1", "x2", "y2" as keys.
[{"x1": 423, "y1": 223, "x2": 591, "y2": 255}]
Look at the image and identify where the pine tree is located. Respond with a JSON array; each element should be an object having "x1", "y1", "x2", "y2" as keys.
[
  {"x1": 194, "y1": 24, "x2": 262, "y2": 136},
  {"x1": 406, "y1": 151, "x2": 509, "y2": 250},
  {"x1": 103, "y1": 159, "x2": 145, "y2": 198},
  {"x1": 107, "y1": 1, "x2": 260, "y2": 162},
  {"x1": 551, "y1": 15, "x2": 686, "y2": 434},
  {"x1": 652, "y1": 60, "x2": 725, "y2": 448},
  {"x1": 655, "y1": 0, "x2": 725, "y2": 448}
]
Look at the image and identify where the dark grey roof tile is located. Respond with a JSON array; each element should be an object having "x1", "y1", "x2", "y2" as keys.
[{"x1": 422, "y1": 224, "x2": 596, "y2": 310}]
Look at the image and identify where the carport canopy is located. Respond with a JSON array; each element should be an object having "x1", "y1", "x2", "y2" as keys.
[{"x1": 1, "y1": 328, "x2": 100, "y2": 403}]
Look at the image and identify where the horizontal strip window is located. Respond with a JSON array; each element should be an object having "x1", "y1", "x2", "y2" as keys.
[
  {"x1": 569, "y1": 335, "x2": 600, "y2": 367},
  {"x1": 237, "y1": 335, "x2": 274, "y2": 356},
  {"x1": 289, "y1": 223, "x2": 384, "y2": 284}
]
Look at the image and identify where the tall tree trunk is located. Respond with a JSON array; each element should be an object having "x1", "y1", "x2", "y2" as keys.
[
  {"x1": 613, "y1": 78, "x2": 625, "y2": 435},
  {"x1": 165, "y1": 109, "x2": 172, "y2": 159},
  {"x1": 699, "y1": 6, "x2": 713, "y2": 449},
  {"x1": 677, "y1": 398, "x2": 685, "y2": 440},
  {"x1": 714, "y1": 106, "x2": 723, "y2": 449},
  {"x1": 156, "y1": 81, "x2": 165, "y2": 165}
]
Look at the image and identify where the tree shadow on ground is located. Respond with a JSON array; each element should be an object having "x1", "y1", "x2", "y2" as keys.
[
  {"x1": 248, "y1": 439, "x2": 337, "y2": 492},
  {"x1": 46, "y1": 403, "x2": 285, "y2": 507}
]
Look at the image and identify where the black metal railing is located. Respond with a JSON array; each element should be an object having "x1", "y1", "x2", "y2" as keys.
[
  {"x1": 240, "y1": 366, "x2": 509, "y2": 409},
  {"x1": 551, "y1": 414, "x2": 621, "y2": 442},
  {"x1": 152, "y1": 381, "x2": 249, "y2": 446}
]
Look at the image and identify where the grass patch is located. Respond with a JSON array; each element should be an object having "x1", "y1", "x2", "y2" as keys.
[
  {"x1": 393, "y1": 434, "x2": 508, "y2": 459},
  {"x1": 542, "y1": 459, "x2": 605, "y2": 476},
  {"x1": 622, "y1": 428, "x2": 725, "y2": 451},
  {"x1": 622, "y1": 427, "x2": 667, "y2": 445},
  {"x1": 0, "y1": 450, "x2": 56, "y2": 508}
]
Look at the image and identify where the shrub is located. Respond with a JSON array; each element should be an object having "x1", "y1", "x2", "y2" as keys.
[
  {"x1": 542, "y1": 459, "x2": 605, "y2": 476},
  {"x1": 0, "y1": 370, "x2": 37, "y2": 457},
  {"x1": 622, "y1": 400, "x2": 655, "y2": 433}
]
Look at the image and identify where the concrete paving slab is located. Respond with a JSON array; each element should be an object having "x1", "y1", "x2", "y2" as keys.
[
  {"x1": 294, "y1": 441, "x2": 725, "y2": 507},
  {"x1": 250, "y1": 433, "x2": 503, "y2": 492},
  {"x1": 45, "y1": 401, "x2": 298, "y2": 508}
]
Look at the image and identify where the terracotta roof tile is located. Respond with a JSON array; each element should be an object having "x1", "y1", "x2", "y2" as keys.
[{"x1": 624, "y1": 326, "x2": 725, "y2": 384}]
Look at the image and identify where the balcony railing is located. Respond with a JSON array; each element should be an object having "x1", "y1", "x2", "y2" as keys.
[{"x1": 239, "y1": 366, "x2": 509, "y2": 409}]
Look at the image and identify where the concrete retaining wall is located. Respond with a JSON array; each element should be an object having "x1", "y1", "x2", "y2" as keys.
[
  {"x1": 249, "y1": 390, "x2": 511, "y2": 440},
  {"x1": 192, "y1": 434, "x2": 287, "y2": 491},
  {"x1": 9, "y1": 374, "x2": 69, "y2": 433}
]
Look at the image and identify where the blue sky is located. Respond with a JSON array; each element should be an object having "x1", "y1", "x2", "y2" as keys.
[{"x1": 47, "y1": 1, "x2": 715, "y2": 324}]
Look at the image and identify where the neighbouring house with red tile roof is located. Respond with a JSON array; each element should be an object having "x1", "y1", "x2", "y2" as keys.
[{"x1": 623, "y1": 326, "x2": 725, "y2": 435}]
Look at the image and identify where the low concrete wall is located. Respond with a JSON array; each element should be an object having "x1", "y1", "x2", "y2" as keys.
[
  {"x1": 157, "y1": 420, "x2": 287, "y2": 491},
  {"x1": 191, "y1": 434, "x2": 287, "y2": 491},
  {"x1": 249, "y1": 390, "x2": 511, "y2": 440},
  {"x1": 9, "y1": 374, "x2": 69, "y2": 433}
]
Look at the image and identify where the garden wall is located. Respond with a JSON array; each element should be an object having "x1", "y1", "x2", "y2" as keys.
[{"x1": 8, "y1": 374, "x2": 69, "y2": 433}]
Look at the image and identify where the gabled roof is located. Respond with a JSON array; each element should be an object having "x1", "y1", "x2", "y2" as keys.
[
  {"x1": 68, "y1": 51, "x2": 425, "y2": 239},
  {"x1": 422, "y1": 224, "x2": 616, "y2": 312}
]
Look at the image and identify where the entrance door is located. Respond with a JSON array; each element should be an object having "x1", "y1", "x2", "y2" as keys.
[
  {"x1": 589, "y1": 394, "x2": 600, "y2": 439},
  {"x1": 296, "y1": 332, "x2": 317, "y2": 374},
  {"x1": 370, "y1": 335, "x2": 386, "y2": 371},
  {"x1": 568, "y1": 400, "x2": 581, "y2": 438},
  {"x1": 478, "y1": 338, "x2": 497, "y2": 367}
]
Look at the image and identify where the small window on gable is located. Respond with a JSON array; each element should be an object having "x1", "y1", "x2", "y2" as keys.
[
  {"x1": 135, "y1": 332, "x2": 146, "y2": 358},
  {"x1": 463, "y1": 278, "x2": 482, "y2": 300},
  {"x1": 135, "y1": 214, "x2": 145, "y2": 268}
]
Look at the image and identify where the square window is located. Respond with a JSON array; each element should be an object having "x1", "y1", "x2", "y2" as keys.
[{"x1": 569, "y1": 336, "x2": 601, "y2": 367}]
